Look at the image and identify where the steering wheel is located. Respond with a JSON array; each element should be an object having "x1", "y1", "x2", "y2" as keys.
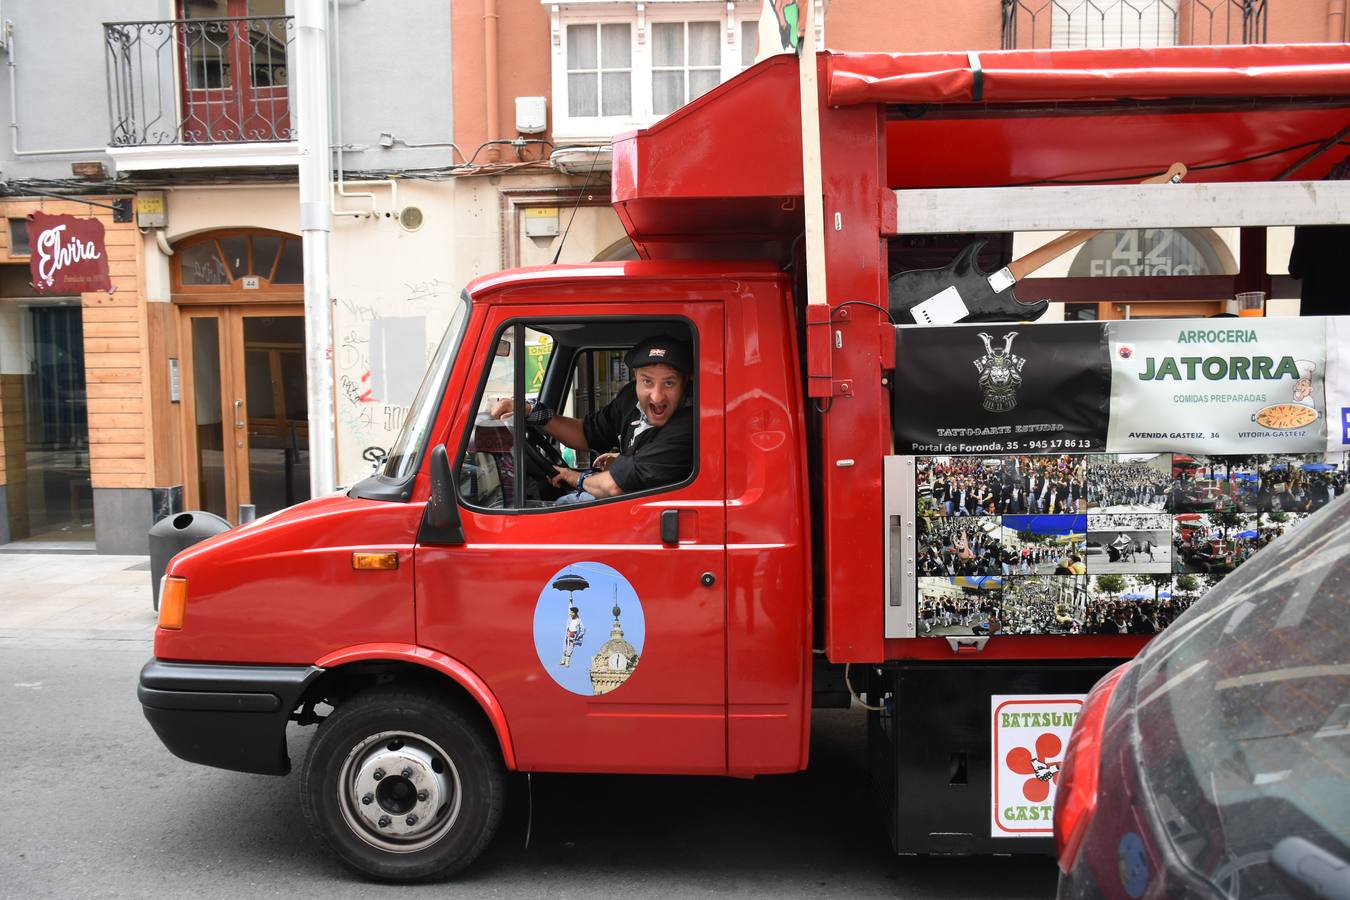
[{"x1": 521, "y1": 424, "x2": 566, "y2": 479}]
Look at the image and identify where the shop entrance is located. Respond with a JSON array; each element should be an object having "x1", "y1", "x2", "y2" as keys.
[
  {"x1": 0, "y1": 298, "x2": 93, "y2": 543},
  {"x1": 179, "y1": 305, "x2": 310, "y2": 523}
]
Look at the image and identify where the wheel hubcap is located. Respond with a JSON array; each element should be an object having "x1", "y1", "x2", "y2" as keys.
[{"x1": 338, "y1": 730, "x2": 461, "y2": 852}]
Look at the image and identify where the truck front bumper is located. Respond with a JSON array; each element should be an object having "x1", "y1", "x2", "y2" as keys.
[{"x1": 138, "y1": 658, "x2": 323, "y2": 776}]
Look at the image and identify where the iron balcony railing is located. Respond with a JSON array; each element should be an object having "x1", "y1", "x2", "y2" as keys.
[
  {"x1": 104, "y1": 16, "x2": 295, "y2": 146},
  {"x1": 1001, "y1": 0, "x2": 1267, "y2": 50}
]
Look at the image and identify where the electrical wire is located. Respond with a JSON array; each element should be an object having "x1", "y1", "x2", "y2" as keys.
[
  {"x1": 461, "y1": 138, "x2": 556, "y2": 166},
  {"x1": 844, "y1": 663, "x2": 885, "y2": 711},
  {"x1": 997, "y1": 137, "x2": 1350, "y2": 188},
  {"x1": 551, "y1": 149, "x2": 604, "y2": 265},
  {"x1": 6, "y1": 132, "x2": 1342, "y2": 222},
  {"x1": 7, "y1": 133, "x2": 1341, "y2": 199},
  {"x1": 833, "y1": 300, "x2": 895, "y2": 324}
]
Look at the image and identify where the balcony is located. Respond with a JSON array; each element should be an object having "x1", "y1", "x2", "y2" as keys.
[
  {"x1": 1001, "y1": 0, "x2": 1267, "y2": 50},
  {"x1": 103, "y1": 16, "x2": 298, "y2": 171}
]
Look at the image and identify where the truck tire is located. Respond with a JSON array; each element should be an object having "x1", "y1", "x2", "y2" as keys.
[{"x1": 299, "y1": 687, "x2": 505, "y2": 882}]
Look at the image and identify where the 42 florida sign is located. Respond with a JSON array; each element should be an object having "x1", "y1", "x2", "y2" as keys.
[{"x1": 26, "y1": 212, "x2": 112, "y2": 294}]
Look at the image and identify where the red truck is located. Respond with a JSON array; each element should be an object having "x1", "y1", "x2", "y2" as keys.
[{"x1": 139, "y1": 44, "x2": 1350, "y2": 881}]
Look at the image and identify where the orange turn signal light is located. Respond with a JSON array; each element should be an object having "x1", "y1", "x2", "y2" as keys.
[
  {"x1": 351, "y1": 551, "x2": 400, "y2": 571},
  {"x1": 158, "y1": 576, "x2": 188, "y2": 630}
]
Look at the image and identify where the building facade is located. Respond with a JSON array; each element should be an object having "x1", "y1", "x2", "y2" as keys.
[
  {"x1": 0, "y1": 0, "x2": 1341, "y2": 551},
  {"x1": 0, "y1": 0, "x2": 470, "y2": 550}
]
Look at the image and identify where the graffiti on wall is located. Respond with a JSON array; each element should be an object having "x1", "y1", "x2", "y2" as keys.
[{"x1": 334, "y1": 278, "x2": 454, "y2": 484}]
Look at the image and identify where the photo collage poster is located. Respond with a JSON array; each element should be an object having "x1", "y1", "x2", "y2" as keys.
[{"x1": 913, "y1": 451, "x2": 1347, "y2": 638}]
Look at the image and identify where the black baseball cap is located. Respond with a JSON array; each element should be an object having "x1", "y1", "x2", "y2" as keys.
[{"x1": 625, "y1": 335, "x2": 692, "y2": 375}]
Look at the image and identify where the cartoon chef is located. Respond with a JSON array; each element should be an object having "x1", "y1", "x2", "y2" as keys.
[{"x1": 1292, "y1": 359, "x2": 1317, "y2": 407}]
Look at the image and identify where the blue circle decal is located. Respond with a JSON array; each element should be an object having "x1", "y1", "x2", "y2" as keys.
[
  {"x1": 1118, "y1": 831, "x2": 1149, "y2": 898},
  {"x1": 533, "y1": 562, "x2": 646, "y2": 696}
]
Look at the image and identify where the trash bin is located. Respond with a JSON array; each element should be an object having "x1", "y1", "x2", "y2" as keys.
[{"x1": 148, "y1": 511, "x2": 231, "y2": 610}]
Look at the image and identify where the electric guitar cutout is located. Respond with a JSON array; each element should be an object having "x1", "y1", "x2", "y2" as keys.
[{"x1": 889, "y1": 163, "x2": 1188, "y2": 325}]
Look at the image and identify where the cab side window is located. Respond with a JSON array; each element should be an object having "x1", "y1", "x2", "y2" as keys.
[
  {"x1": 560, "y1": 348, "x2": 630, "y2": 470},
  {"x1": 458, "y1": 328, "x2": 553, "y2": 508},
  {"x1": 457, "y1": 319, "x2": 696, "y2": 512}
]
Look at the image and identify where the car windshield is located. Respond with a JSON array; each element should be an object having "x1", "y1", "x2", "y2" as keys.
[
  {"x1": 381, "y1": 293, "x2": 470, "y2": 481},
  {"x1": 1132, "y1": 496, "x2": 1350, "y2": 898}
]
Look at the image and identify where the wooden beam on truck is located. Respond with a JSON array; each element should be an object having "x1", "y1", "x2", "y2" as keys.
[
  {"x1": 893, "y1": 179, "x2": 1350, "y2": 234},
  {"x1": 798, "y1": 38, "x2": 831, "y2": 397},
  {"x1": 1017, "y1": 275, "x2": 1236, "y2": 304}
]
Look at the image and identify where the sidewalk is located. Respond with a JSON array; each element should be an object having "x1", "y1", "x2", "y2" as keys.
[{"x1": 0, "y1": 553, "x2": 158, "y2": 640}]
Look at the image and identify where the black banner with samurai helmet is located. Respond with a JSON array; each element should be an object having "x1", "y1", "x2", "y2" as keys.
[{"x1": 893, "y1": 322, "x2": 1111, "y2": 455}]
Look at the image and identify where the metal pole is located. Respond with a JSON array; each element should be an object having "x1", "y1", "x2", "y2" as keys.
[{"x1": 295, "y1": 0, "x2": 336, "y2": 495}]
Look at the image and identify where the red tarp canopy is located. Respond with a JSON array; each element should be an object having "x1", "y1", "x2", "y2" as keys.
[
  {"x1": 611, "y1": 44, "x2": 1350, "y2": 256},
  {"x1": 829, "y1": 44, "x2": 1350, "y2": 106},
  {"x1": 833, "y1": 44, "x2": 1350, "y2": 189}
]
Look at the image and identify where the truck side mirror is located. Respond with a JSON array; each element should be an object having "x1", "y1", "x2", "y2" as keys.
[{"x1": 419, "y1": 444, "x2": 465, "y2": 546}]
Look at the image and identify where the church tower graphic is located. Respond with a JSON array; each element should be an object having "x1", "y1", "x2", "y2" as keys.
[{"x1": 590, "y1": 588, "x2": 639, "y2": 695}]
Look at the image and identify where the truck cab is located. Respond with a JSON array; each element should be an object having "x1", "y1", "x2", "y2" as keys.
[{"x1": 140, "y1": 260, "x2": 814, "y2": 880}]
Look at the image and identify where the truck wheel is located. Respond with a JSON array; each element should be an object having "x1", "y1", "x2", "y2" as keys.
[{"x1": 299, "y1": 688, "x2": 505, "y2": 882}]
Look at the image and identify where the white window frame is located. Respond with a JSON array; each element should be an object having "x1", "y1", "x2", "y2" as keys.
[
  {"x1": 557, "y1": 14, "x2": 640, "y2": 137},
  {"x1": 739, "y1": 18, "x2": 757, "y2": 70},
  {"x1": 1051, "y1": 0, "x2": 1177, "y2": 49},
  {"x1": 546, "y1": 0, "x2": 818, "y2": 143},
  {"x1": 649, "y1": 19, "x2": 722, "y2": 117}
]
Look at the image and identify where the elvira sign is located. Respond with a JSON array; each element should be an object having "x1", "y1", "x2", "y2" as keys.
[{"x1": 26, "y1": 212, "x2": 112, "y2": 293}]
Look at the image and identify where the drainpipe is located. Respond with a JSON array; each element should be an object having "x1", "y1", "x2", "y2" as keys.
[
  {"x1": 6, "y1": 28, "x2": 105, "y2": 157},
  {"x1": 1331, "y1": 0, "x2": 1347, "y2": 41},
  {"x1": 295, "y1": 0, "x2": 337, "y2": 495},
  {"x1": 329, "y1": 0, "x2": 395, "y2": 218},
  {"x1": 485, "y1": 0, "x2": 500, "y2": 161}
]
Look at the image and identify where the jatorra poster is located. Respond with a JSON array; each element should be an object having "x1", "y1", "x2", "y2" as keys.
[{"x1": 1106, "y1": 318, "x2": 1327, "y2": 453}]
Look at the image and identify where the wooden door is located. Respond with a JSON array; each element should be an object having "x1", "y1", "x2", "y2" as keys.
[
  {"x1": 179, "y1": 305, "x2": 309, "y2": 522},
  {"x1": 179, "y1": 0, "x2": 291, "y2": 143}
]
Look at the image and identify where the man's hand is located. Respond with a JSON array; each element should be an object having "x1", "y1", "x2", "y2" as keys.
[
  {"x1": 488, "y1": 397, "x2": 521, "y2": 420},
  {"x1": 592, "y1": 452, "x2": 619, "y2": 471},
  {"x1": 547, "y1": 465, "x2": 623, "y2": 499},
  {"x1": 549, "y1": 466, "x2": 579, "y2": 490}
]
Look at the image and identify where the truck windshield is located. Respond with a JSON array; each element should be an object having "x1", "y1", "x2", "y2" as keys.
[{"x1": 381, "y1": 293, "x2": 470, "y2": 482}]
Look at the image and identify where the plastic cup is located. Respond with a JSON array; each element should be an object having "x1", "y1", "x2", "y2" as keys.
[{"x1": 1236, "y1": 291, "x2": 1265, "y2": 317}]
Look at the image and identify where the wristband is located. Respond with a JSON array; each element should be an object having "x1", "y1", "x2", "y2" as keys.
[
  {"x1": 576, "y1": 472, "x2": 588, "y2": 495},
  {"x1": 526, "y1": 403, "x2": 555, "y2": 427}
]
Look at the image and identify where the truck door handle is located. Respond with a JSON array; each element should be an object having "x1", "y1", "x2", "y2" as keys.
[{"x1": 660, "y1": 509, "x2": 679, "y2": 545}]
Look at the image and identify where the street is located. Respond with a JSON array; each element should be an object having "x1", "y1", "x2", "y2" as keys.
[{"x1": 0, "y1": 554, "x2": 1058, "y2": 900}]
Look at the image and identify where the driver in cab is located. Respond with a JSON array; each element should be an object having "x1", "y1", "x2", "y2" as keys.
[{"x1": 489, "y1": 336, "x2": 694, "y2": 503}]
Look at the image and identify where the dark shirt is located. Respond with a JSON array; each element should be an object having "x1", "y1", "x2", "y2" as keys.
[
  {"x1": 1289, "y1": 224, "x2": 1350, "y2": 316},
  {"x1": 581, "y1": 382, "x2": 694, "y2": 494}
]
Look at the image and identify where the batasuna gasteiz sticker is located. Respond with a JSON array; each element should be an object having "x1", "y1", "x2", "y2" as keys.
[{"x1": 533, "y1": 562, "x2": 646, "y2": 696}]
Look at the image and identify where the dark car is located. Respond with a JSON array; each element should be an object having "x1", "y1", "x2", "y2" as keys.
[{"x1": 1055, "y1": 494, "x2": 1350, "y2": 899}]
